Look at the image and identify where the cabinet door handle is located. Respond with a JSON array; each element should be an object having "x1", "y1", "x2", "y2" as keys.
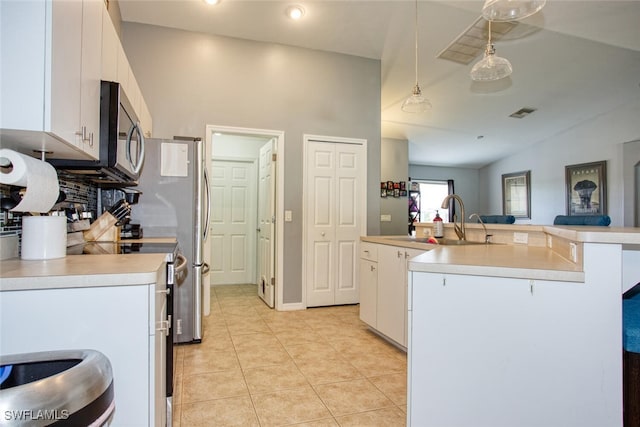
[
  {"x1": 370, "y1": 265, "x2": 375, "y2": 271},
  {"x1": 405, "y1": 252, "x2": 410, "y2": 258},
  {"x1": 157, "y1": 320, "x2": 171, "y2": 336},
  {"x1": 157, "y1": 288, "x2": 170, "y2": 295},
  {"x1": 397, "y1": 251, "x2": 403, "y2": 258}
]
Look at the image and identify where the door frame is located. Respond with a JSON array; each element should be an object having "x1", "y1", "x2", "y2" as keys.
[
  {"x1": 205, "y1": 125, "x2": 286, "y2": 310},
  {"x1": 302, "y1": 134, "x2": 368, "y2": 309}
]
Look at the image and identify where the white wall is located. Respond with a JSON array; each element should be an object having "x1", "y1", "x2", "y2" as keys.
[
  {"x1": 381, "y1": 138, "x2": 409, "y2": 235},
  {"x1": 212, "y1": 134, "x2": 267, "y2": 159},
  {"x1": 622, "y1": 140, "x2": 640, "y2": 226},
  {"x1": 121, "y1": 23, "x2": 381, "y2": 305},
  {"x1": 408, "y1": 164, "x2": 481, "y2": 219},
  {"x1": 479, "y1": 102, "x2": 640, "y2": 226}
]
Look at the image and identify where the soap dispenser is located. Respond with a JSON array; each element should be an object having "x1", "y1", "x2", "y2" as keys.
[{"x1": 433, "y1": 210, "x2": 444, "y2": 238}]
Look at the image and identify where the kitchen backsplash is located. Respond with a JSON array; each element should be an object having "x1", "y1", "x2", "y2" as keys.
[{"x1": 0, "y1": 173, "x2": 98, "y2": 237}]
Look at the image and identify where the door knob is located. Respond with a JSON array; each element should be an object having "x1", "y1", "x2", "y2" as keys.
[{"x1": 321, "y1": 232, "x2": 325, "y2": 237}]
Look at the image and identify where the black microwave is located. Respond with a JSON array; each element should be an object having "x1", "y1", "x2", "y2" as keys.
[{"x1": 49, "y1": 81, "x2": 145, "y2": 186}]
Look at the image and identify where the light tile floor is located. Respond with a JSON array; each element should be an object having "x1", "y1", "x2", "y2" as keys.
[{"x1": 172, "y1": 284, "x2": 407, "y2": 426}]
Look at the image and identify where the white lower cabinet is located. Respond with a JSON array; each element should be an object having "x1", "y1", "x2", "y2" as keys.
[
  {"x1": 0, "y1": 278, "x2": 167, "y2": 427},
  {"x1": 407, "y1": 271, "x2": 622, "y2": 427},
  {"x1": 359, "y1": 242, "x2": 424, "y2": 347},
  {"x1": 359, "y1": 242, "x2": 378, "y2": 327}
]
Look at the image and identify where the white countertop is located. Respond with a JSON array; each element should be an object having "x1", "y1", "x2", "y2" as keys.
[
  {"x1": 543, "y1": 225, "x2": 640, "y2": 244},
  {"x1": 408, "y1": 244, "x2": 585, "y2": 282},
  {"x1": 365, "y1": 226, "x2": 640, "y2": 282},
  {"x1": 0, "y1": 238, "x2": 177, "y2": 292},
  {"x1": 0, "y1": 253, "x2": 167, "y2": 291}
]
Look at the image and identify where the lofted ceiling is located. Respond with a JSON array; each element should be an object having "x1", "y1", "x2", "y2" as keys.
[{"x1": 118, "y1": 0, "x2": 640, "y2": 168}]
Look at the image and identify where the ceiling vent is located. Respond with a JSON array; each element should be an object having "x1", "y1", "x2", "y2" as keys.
[
  {"x1": 509, "y1": 107, "x2": 537, "y2": 118},
  {"x1": 437, "y1": 17, "x2": 518, "y2": 65}
]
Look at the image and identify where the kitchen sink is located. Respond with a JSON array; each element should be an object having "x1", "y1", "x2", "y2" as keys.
[
  {"x1": 436, "y1": 238, "x2": 488, "y2": 246},
  {"x1": 380, "y1": 236, "x2": 490, "y2": 245}
]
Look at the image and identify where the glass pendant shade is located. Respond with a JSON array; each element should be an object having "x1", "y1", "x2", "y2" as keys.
[
  {"x1": 482, "y1": 0, "x2": 546, "y2": 22},
  {"x1": 402, "y1": 84, "x2": 432, "y2": 113},
  {"x1": 470, "y1": 44, "x2": 513, "y2": 81}
]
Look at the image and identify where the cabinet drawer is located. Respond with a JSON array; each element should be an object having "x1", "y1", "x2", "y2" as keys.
[{"x1": 361, "y1": 242, "x2": 378, "y2": 262}]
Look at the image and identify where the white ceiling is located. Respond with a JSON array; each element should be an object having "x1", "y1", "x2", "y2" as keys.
[{"x1": 119, "y1": 0, "x2": 640, "y2": 168}]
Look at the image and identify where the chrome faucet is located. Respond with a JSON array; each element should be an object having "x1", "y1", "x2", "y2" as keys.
[
  {"x1": 469, "y1": 213, "x2": 491, "y2": 243},
  {"x1": 441, "y1": 194, "x2": 466, "y2": 240}
]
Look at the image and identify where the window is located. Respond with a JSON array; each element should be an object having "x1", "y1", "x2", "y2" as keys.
[{"x1": 417, "y1": 181, "x2": 450, "y2": 223}]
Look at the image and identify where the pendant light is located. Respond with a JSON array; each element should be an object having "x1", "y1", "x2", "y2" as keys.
[
  {"x1": 401, "y1": 0, "x2": 431, "y2": 113},
  {"x1": 481, "y1": 0, "x2": 546, "y2": 22},
  {"x1": 470, "y1": 20, "x2": 513, "y2": 82}
]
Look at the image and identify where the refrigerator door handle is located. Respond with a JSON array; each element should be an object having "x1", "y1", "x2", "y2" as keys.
[
  {"x1": 202, "y1": 263, "x2": 210, "y2": 275},
  {"x1": 203, "y1": 167, "x2": 211, "y2": 242},
  {"x1": 175, "y1": 254, "x2": 189, "y2": 275}
]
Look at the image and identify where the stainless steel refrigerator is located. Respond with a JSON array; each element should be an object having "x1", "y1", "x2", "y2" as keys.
[{"x1": 130, "y1": 136, "x2": 210, "y2": 344}]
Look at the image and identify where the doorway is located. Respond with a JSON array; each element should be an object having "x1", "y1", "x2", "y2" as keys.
[
  {"x1": 205, "y1": 125, "x2": 284, "y2": 309},
  {"x1": 636, "y1": 161, "x2": 640, "y2": 227}
]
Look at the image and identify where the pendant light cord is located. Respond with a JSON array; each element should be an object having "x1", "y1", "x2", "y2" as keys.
[
  {"x1": 413, "y1": 0, "x2": 419, "y2": 86},
  {"x1": 488, "y1": 19, "x2": 493, "y2": 46}
]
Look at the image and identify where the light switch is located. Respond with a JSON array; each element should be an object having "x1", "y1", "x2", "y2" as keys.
[
  {"x1": 381, "y1": 214, "x2": 392, "y2": 222},
  {"x1": 285, "y1": 210, "x2": 292, "y2": 222},
  {"x1": 513, "y1": 232, "x2": 528, "y2": 244}
]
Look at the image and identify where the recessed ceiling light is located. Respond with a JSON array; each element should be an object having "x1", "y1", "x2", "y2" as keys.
[
  {"x1": 286, "y1": 5, "x2": 305, "y2": 20},
  {"x1": 203, "y1": 0, "x2": 220, "y2": 5}
]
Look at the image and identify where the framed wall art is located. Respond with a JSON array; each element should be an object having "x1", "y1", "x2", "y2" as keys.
[
  {"x1": 502, "y1": 170, "x2": 531, "y2": 218},
  {"x1": 565, "y1": 161, "x2": 607, "y2": 215}
]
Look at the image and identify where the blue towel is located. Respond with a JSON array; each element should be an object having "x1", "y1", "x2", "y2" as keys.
[
  {"x1": 478, "y1": 215, "x2": 516, "y2": 224},
  {"x1": 553, "y1": 215, "x2": 611, "y2": 226},
  {"x1": 623, "y1": 299, "x2": 640, "y2": 353}
]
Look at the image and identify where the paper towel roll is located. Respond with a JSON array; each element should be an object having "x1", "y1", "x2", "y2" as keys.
[
  {"x1": 21, "y1": 216, "x2": 67, "y2": 260},
  {"x1": 0, "y1": 149, "x2": 60, "y2": 213}
]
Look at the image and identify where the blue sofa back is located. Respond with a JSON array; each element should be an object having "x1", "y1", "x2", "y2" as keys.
[
  {"x1": 553, "y1": 215, "x2": 611, "y2": 226},
  {"x1": 478, "y1": 215, "x2": 516, "y2": 224}
]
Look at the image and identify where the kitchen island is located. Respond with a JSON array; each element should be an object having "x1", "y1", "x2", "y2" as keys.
[
  {"x1": 406, "y1": 225, "x2": 640, "y2": 427},
  {"x1": 0, "y1": 250, "x2": 169, "y2": 427}
]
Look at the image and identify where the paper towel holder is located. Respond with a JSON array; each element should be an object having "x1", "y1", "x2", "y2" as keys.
[{"x1": 32, "y1": 150, "x2": 53, "y2": 161}]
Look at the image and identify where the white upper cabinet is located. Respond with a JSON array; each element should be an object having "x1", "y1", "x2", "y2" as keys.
[
  {"x1": 0, "y1": 0, "x2": 100, "y2": 160},
  {"x1": 0, "y1": 0, "x2": 152, "y2": 159},
  {"x1": 79, "y1": 0, "x2": 102, "y2": 159},
  {"x1": 100, "y1": 6, "x2": 119, "y2": 87},
  {"x1": 102, "y1": 10, "x2": 153, "y2": 138}
]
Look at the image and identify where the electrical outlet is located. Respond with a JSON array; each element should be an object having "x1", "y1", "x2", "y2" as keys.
[
  {"x1": 513, "y1": 232, "x2": 529, "y2": 244},
  {"x1": 569, "y1": 242, "x2": 577, "y2": 262},
  {"x1": 176, "y1": 319, "x2": 183, "y2": 335},
  {"x1": 547, "y1": 235, "x2": 553, "y2": 248},
  {"x1": 285, "y1": 210, "x2": 292, "y2": 222},
  {"x1": 380, "y1": 214, "x2": 392, "y2": 222},
  {"x1": 423, "y1": 228, "x2": 431, "y2": 237}
]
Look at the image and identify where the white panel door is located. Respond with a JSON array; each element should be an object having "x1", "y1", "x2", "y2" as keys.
[
  {"x1": 334, "y1": 144, "x2": 361, "y2": 304},
  {"x1": 257, "y1": 139, "x2": 276, "y2": 307},
  {"x1": 306, "y1": 140, "x2": 365, "y2": 307},
  {"x1": 210, "y1": 160, "x2": 257, "y2": 284}
]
